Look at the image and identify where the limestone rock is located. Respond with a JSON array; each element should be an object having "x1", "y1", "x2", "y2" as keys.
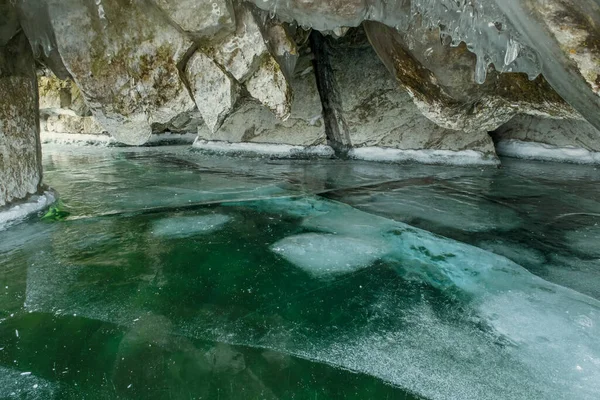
[
  {"x1": 0, "y1": 32, "x2": 42, "y2": 206},
  {"x1": 197, "y1": 54, "x2": 325, "y2": 146},
  {"x1": 41, "y1": 0, "x2": 196, "y2": 145},
  {"x1": 247, "y1": 0, "x2": 368, "y2": 32},
  {"x1": 493, "y1": 0, "x2": 600, "y2": 132},
  {"x1": 493, "y1": 115, "x2": 600, "y2": 152},
  {"x1": 207, "y1": 4, "x2": 269, "y2": 83},
  {"x1": 363, "y1": 21, "x2": 575, "y2": 134},
  {"x1": 152, "y1": 110, "x2": 204, "y2": 134},
  {"x1": 252, "y1": 10, "x2": 300, "y2": 79},
  {"x1": 330, "y1": 30, "x2": 497, "y2": 158},
  {"x1": 153, "y1": 0, "x2": 235, "y2": 37},
  {"x1": 246, "y1": 56, "x2": 292, "y2": 120},
  {"x1": 43, "y1": 113, "x2": 106, "y2": 135},
  {"x1": 186, "y1": 51, "x2": 239, "y2": 133},
  {"x1": 38, "y1": 70, "x2": 90, "y2": 116}
]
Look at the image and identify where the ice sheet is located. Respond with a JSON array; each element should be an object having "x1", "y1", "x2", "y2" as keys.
[{"x1": 152, "y1": 214, "x2": 231, "y2": 238}]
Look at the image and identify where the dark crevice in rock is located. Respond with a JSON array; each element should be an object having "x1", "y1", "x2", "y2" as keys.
[{"x1": 309, "y1": 30, "x2": 351, "y2": 157}]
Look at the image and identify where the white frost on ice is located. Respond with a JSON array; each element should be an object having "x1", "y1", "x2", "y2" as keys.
[
  {"x1": 348, "y1": 147, "x2": 499, "y2": 166},
  {"x1": 0, "y1": 191, "x2": 56, "y2": 232},
  {"x1": 0, "y1": 367, "x2": 55, "y2": 399},
  {"x1": 152, "y1": 214, "x2": 231, "y2": 239},
  {"x1": 192, "y1": 139, "x2": 335, "y2": 158},
  {"x1": 272, "y1": 233, "x2": 386, "y2": 276},
  {"x1": 496, "y1": 139, "x2": 600, "y2": 164}
]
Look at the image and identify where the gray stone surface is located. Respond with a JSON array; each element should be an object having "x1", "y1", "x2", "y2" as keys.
[
  {"x1": 198, "y1": 54, "x2": 325, "y2": 146},
  {"x1": 494, "y1": 115, "x2": 600, "y2": 151},
  {"x1": 207, "y1": 4, "x2": 269, "y2": 83},
  {"x1": 330, "y1": 31, "x2": 497, "y2": 157},
  {"x1": 153, "y1": 0, "x2": 235, "y2": 37},
  {"x1": 0, "y1": 32, "x2": 42, "y2": 206},
  {"x1": 43, "y1": 0, "x2": 197, "y2": 145},
  {"x1": 43, "y1": 113, "x2": 106, "y2": 135},
  {"x1": 186, "y1": 51, "x2": 239, "y2": 133}
]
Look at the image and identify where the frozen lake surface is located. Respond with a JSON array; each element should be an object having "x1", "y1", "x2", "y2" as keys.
[{"x1": 1, "y1": 144, "x2": 599, "y2": 399}]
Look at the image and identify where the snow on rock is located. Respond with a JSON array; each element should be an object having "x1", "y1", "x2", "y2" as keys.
[
  {"x1": 271, "y1": 233, "x2": 386, "y2": 276},
  {"x1": 152, "y1": 214, "x2": 231, "y2": 239},
  {"x1": 40, "y1": 131, "x2": 197, "y2": 146}
]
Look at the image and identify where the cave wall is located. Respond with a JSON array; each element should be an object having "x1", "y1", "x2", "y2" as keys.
[
  {"x1": 0, "y1": 31, "x2": 42, "y2": 206},
  {"x1": 1, "y1": 0, "x2": 600, "y2": 166}
]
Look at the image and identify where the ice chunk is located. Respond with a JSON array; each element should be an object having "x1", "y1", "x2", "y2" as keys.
[
  {"x1": 152, "y1": 214, "x2": 231, "y2": 238},
  {"x1": 271, "y1": 233, "x2": 386, "y2": 276}
]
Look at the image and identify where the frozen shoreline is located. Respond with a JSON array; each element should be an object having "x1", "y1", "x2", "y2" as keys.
[
  {"x1": 349, "y1": 147, "x2": 499, "y2": 166},
  {"x1": 0, "y1": 191, "x2": 56, "y2": 231},
  {"x1": 192, "y1": 139, "x2": 336, "y2": 158},
  {"x1": 41, "y1": 131, "x2": 198, "y2": 146},
  {"x1": 496, "y1": 140, "x2": 600, "y2": 164}
]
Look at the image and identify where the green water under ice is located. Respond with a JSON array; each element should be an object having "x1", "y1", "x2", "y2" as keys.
[{"x1": 1, "y1": 145, "x2": 600, "y2": 400}]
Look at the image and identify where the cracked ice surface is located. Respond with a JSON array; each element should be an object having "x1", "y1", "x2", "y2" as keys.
[
  {"x1": 2, "y1": 146, "x2": 600, "y2": 399},
  {"x1": 14, "y1": 196, "x2": 600, "y2": 400}
]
